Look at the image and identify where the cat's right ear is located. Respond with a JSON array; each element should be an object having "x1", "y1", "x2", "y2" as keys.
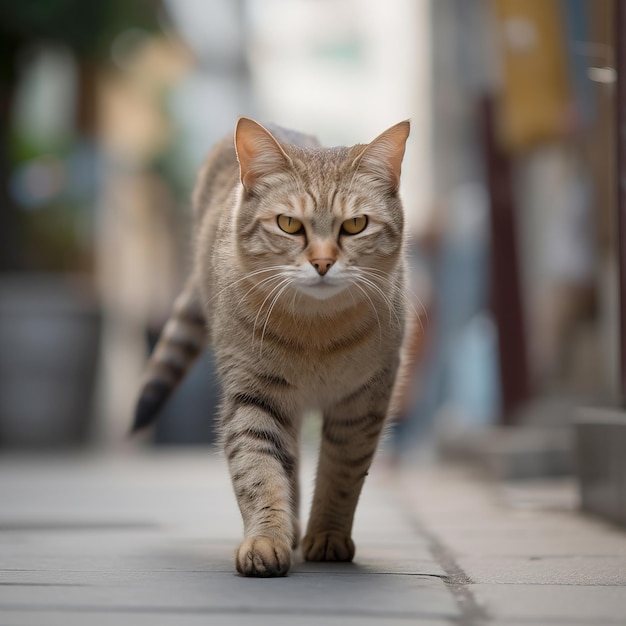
[{"x1": 234, "y1": 117, "x2": 292, "y2": 193}]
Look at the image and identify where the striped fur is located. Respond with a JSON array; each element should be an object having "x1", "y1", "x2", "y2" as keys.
[
  {"x1": 132, "y1": 279, "x2": 206, "y2": 431},
  {"x1": 133, "y1": 117, "x2": 411, "y2": 576}
]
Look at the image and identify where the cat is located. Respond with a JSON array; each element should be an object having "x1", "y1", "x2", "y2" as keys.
[{"x1": 132, "y1": 117, "x2": 411, "y2": 577}]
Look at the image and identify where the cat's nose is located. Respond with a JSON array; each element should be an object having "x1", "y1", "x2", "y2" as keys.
[{"x1": 310, "y1": 258, "x2": 335, "y2": 276}]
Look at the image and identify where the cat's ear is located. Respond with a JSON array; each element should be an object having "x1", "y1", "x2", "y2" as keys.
[
  {"x1": 353, "y1": 120, "x2": 410, "y2": 192},
  {"x1": 234, "y1": 117, "x2": 292, "y2": 192}
]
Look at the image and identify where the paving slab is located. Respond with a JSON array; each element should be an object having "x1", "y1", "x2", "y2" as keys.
[
  {"x1": 472, "y1": 583, "x2": 626, "y2": 624},
  {"x1": 397, "y1": 463, "x2": 626, "y2": 624},
  {"x1": 0, "y1": 451, "x2": 459, "y2": 625},
  {"x1": 0, "y1": 533, "x2": 442, "y2": 577},
  {"x1": 456, "y1": 554, "x2": 626, "y2": 585},
  {"x1": 0, "y1": 571, "x2": 457, "y2": 617},
  {"x1": 0, "y1": 612, "x2": 447, "y2": 626}
]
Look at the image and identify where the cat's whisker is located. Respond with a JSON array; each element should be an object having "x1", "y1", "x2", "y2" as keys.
[
  {"x1": 346, "y1": 284, "x2": 359, "y2": 309},
  {"x1": 355, "y1": 276, "x2": 403, "y2": 331},
  {"x1": 350, "y1": 274, "x2": 403, "y2": 333},
  {"x1": 352, "y1": 267, "x2": 428, "y2": 332},
  {"x1": 350, "y1": 266, "x2": 427, "y2": 337},
  {"x1": 234, "y1": 272, "x2": 291, "y2": 315},
  {"x1": 353, "y1": 266, "x2": 405, "y2": 295},
  {"x1": 407, "y1": 290, "x2": 429, "y2": 324},
  {"x1": 252, "y1": 279, "x2": 289, "y2": 334},
  {"x1": 208, "y1": 266, "x2": 292, "y2": 303},
  {"x1": 348, "y1": 280, "x2": 383, "y2": 347},
  {"x1": 401, "y1": 292, "x2": 427, "y2": 335},
  {"x1": 363, "y1": 266, "x2": 429, "y2": 322},
  {"x1": 288, "y1": 285, "x2": 301, "y2": 323},
  {"x1": 353, "y1": 265, "x2": 393, "y2": 278},
  {"x1": 252, "y1": 276, "x2": 293, "y2": 345},
  {"x1": 251, "y1": 280, "x2": 283, "y2": 337},
  {"x1": 259, "y1": 279, "x2": 293, "y2": 355},
  {"x1": 353, "y1": 265, "x2": 406, "y2": 289}
]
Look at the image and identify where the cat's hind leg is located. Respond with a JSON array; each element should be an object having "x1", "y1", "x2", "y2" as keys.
[{"x1": 302, "y1": 369, "x2": 394, "y2": 562}]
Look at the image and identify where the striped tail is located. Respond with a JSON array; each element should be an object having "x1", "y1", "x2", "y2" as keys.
[{"x1": 131, "y1": 280, "x2": 206, "y2": 433}]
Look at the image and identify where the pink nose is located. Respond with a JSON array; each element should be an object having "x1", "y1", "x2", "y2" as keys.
[{"x1": 310, "y1": 258, "x2": 335, "y2": 276}]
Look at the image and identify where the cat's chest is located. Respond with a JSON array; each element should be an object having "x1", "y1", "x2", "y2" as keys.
[{"x1": 259, "y1": 311, "x2": 396, "y2": 394}]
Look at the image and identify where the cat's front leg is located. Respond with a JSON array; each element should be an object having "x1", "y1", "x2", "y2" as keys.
[
  {"x1": 222, "y1": 393, "x2": 298, "y2": 577},
  {"x1": 302, "y1": 381, "x2": 391, "y2": 563}
]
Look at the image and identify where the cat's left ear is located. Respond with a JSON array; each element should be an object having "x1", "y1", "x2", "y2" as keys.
[
  {"x1": 234, "y1": 117, "x2": 292, "y2": 192},
  {"x1": 353, "y1": 120, "x2": 410, "y2": 192}
]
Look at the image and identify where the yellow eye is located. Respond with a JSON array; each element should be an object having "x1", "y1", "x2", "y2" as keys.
[
  {"x1": 277, "y1": 215, "x2": 304, "y2": 234},
  {"x1": 341, "y1": 215, "x2": 368, "y2": 235}
]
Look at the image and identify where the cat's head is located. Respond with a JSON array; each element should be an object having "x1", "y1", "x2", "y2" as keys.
[{"x1": 233, "y1": 117, "x2": 410, "y2": 305}]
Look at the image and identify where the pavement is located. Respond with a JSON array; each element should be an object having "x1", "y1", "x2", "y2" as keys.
[{"x1": 1, "y1": 445, "x2": 625, "y2": 625}]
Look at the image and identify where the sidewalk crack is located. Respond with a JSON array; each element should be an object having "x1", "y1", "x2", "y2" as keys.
[{"x1": 398, "y1": 496, "x2": 490, "y2": 626}]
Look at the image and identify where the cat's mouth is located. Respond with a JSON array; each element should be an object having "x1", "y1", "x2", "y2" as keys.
[{"x1": 295, "y1": 277, "x2": 347, "y2": 301}]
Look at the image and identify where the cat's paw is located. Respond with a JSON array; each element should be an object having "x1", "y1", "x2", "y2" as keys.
[
  {"x1": 301, "y1": 531, "x2": 355, "y2": 562},
  {"x1": 235, "y1": 536, "x2": 291, "y2": 577}
]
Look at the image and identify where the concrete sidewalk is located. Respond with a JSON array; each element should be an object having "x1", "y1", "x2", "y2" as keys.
[{"x1": 0, "y1": 449, "x2": 625, "y2": 625}]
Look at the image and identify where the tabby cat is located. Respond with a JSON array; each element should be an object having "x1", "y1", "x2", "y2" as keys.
[{"x1": 133, "y1": 117, "x2": 411, "y2": 577}]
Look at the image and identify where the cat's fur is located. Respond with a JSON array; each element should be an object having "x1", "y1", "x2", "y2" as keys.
[{"x1": 133, "y1": 117, "x2": 411, "y2": 577}]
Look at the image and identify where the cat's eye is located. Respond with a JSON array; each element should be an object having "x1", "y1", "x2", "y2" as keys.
[
  {"x1": 341, "y1": 215, "x2": 368, "y2": 235},
  {"x1": 277, "y1": 215, "x2": 304, "y2": 234}
]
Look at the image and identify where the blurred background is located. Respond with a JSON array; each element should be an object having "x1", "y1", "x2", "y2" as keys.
[{"x1": 0, "y1": 0, "x2": 620, "y2": 483}]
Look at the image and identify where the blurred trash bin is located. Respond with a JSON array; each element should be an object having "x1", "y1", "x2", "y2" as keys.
[{"x1": 0, "y1": 275, "x2": 101, "y2": 448}]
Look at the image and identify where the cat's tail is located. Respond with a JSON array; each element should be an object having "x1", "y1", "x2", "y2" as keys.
[{"x1": 131, "y1": 278, "x2": 206, "y2": 433}]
